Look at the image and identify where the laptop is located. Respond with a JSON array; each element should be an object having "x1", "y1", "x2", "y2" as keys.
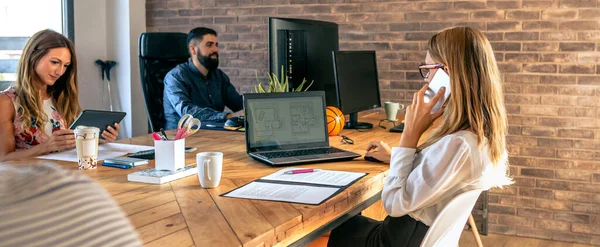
[{"x1": 244, "y1": 91, "x2": 361, "y2": 166}]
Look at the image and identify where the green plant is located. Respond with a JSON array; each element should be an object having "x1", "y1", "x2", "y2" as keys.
[{"x1": 254, "y1": 66, "x2": 314, "y2": 93}]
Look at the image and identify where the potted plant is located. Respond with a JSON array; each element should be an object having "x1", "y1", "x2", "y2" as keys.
[{"x1": 254, "y1": 66, "x2": 314, "y2": 93}]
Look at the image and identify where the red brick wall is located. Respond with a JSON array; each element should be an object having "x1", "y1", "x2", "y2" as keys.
[{"x1": 147, "y1": 0, "x2": 600, "y2": 245}]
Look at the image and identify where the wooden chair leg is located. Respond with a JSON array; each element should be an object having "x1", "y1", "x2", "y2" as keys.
[{"x1": 468, "y1": 214, "x2": 483, "y2": 247}]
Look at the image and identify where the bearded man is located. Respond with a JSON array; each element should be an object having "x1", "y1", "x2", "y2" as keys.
[{"x1": 163, "y1": 27, "x2": 243, "y2": 129}]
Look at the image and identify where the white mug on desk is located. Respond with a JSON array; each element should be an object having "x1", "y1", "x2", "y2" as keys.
[
  {"x1": 384, "y1": 102, "x2": 405, "y2": 121},
  {"x1": 196, "y1": 152, "x2": 223, "y2": 188}
]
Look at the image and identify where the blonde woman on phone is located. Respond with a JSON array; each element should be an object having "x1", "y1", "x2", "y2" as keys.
[
  {"x1": 0, "y1": 30, "x2": 120, "y2": 162},
  {"x1": 328, "y1": 26, "x2": 512, "y2": 247}
]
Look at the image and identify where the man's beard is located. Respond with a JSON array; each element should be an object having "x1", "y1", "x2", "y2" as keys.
[{"x1": 197, "y1": 51, "x2": 219, "y2": 71}]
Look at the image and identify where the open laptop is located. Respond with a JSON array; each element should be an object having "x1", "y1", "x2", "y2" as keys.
[{"x1": 244, "y1": 91, "x2": 361, "y2": 166}]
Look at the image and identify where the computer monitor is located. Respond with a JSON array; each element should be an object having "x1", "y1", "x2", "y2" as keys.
[
  {"x1": 332, "y1": 51, "x2": 382, "y2": 129},
  {"x1": 268, "y1": 17, "x2": 339, "y2": 107}
]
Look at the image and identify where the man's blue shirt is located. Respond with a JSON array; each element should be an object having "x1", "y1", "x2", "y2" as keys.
[{"x1": 163, "y1": 60, "x2": 243, "y2": 130}]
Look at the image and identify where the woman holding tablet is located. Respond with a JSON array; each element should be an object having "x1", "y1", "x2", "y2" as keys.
[{"x1": 0, "y1": 29, "x2": 120, "y2": 162}]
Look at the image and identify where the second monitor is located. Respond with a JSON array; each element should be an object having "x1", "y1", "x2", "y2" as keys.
[
  {"x1": 332, "y1": 51, "x2": 382, "y2": 129},
  {"x1": 269, "y1": 17, "x2": 339, "y2": 107}
]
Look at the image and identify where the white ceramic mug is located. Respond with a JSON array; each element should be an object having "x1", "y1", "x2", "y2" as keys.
[
  {"x1": 196, "y1": 152, "x2": 223, "y2": 188},
  {"x1": 384, "y1": 102, "x2": 405, "y2": 121}
]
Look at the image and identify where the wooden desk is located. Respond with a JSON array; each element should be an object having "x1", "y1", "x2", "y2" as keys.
[{"x1": 4, "y1": 112, "x2": 401, "y2": 247}]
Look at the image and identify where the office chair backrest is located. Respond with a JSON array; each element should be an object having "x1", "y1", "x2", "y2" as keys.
[
  {"x1": 420, "y1": 190, "x2": 482, "y2": 247},
  {"x1": 138, "y1": 32, "x2": 189, "y2": 133}
]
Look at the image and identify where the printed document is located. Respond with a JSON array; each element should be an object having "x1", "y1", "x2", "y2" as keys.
[
  {"x1": 221, "y1": 168, "x2": 367, "y2": 205},
  {"x1": 261, "y1": 167, "x2": 366, "y2": 187},
  {"x1": 224, "y1": 181, "x2": 339, "y2": 205}
]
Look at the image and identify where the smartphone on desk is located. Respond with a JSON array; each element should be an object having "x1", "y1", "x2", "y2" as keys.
[{"x1": 424, "y1": 69, "x2": 451, "y2": 113}]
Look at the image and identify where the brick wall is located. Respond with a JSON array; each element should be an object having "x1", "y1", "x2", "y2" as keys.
[{"x1": 146, "y1": 0, "x2": 600, "y2": 245}]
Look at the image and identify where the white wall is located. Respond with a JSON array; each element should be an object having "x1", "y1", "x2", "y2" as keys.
[
  {"x1": 74, "y1": 0, "x2": 106, "y2": 111},
  {"x1": 106, "y1": 0, "x2": 130, "y2": 137},
  {"x1": 74, "y1": 0, "x2": 147, "y2": 138},
  {"x1": 128, "y1": 0, "x2": 147, "y2": 138}
]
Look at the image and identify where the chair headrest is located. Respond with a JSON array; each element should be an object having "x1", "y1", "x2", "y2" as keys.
[{"x1": 138, "y1": 32, "x2": 189, "y2": 59}]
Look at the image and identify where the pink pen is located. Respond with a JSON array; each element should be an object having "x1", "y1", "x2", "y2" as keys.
[
  {"x1": 284, "y1": 168, "x2": 318, "y2": 175},
  {"x1": 152, "y1": 132, "x2": 162, "y2": 141}
]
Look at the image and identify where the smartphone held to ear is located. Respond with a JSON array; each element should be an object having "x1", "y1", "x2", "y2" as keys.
[{"x1": 424, "y1": 69, "x2": 451, "y2": 113}]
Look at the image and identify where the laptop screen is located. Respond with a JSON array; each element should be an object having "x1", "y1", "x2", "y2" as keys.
[{"x1": 245, "y1": 93, "x2": 327, "y2": 150}]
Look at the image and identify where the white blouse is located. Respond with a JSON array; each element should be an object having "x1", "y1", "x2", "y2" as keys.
[{"x1": 382, "y1": 130, "x2": 511, "y2": 226}]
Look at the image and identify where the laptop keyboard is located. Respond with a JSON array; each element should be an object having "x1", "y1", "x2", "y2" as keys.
[{"x1": 256, "y1": 147, "x2": 347, "y2": 159}]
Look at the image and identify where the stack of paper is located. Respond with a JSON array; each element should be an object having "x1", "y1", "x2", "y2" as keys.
[
  {"x1": 37, "y1": 143, "x2": 153, "y2": 162},
  {"x1": 222, "y1": 168, "x2": 367, "y2": 205}
]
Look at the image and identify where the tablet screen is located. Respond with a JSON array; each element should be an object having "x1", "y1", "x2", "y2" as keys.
[{"x1": 69, "y1": 110, "x2": 126, "y2": 137}]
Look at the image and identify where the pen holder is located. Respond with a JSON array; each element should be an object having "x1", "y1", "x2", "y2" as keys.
[{"x1": 154, "y1": 138, "x2": 185, "y2": 171}]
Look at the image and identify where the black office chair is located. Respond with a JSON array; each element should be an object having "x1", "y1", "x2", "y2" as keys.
[{"x1": 138, "y1": 32, "x2": 189, "y2": 133}]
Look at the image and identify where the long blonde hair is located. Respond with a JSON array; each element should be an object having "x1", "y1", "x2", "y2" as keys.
[
  {"x1": 418, "y1": 27, "x2": 508, "y2": 169},
  {"x1": 14, "y1": 29, "x2": 81, "y2": 134}
]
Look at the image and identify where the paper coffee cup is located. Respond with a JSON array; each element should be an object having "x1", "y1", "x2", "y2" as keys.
[{"x1": 74, "y1": 126, "x2": 100, "y2": 170}]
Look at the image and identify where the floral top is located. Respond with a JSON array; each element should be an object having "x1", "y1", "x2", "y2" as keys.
[{"x1": 1, "y1": 86, "x2": 66, "y2": 149}]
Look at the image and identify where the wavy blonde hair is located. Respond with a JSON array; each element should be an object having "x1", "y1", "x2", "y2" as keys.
[
  {"x1": 14, "y1": 29, "x2": 81, "y2": 135},
  {"x1": 418, "y1": 27, "x2": 508, "y2": 171}
]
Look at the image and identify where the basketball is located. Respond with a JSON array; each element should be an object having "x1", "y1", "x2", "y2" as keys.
[{"x1": 326, "y1": 106, "x2": 345, "y2": 136}]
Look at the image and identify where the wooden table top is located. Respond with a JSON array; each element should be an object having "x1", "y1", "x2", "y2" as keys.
[{"x1": 4, "y1": 112, "x2": 406, "y2": 247}]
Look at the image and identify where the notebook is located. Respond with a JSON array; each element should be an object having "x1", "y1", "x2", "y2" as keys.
[
  {"x1": 127, "y1": 166, "x2": 197, "y2": 184},
  {"x1": 243, "y1": 91, "x2": 361, "y2": 166}
]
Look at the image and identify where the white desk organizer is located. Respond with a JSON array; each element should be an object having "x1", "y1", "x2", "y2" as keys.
[{"x1": 154, "y1": 138, "x2": 185, "y2": 171}]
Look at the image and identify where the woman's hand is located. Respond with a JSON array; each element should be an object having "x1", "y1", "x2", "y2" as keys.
[
  {"x1": 400, "y1": 83, "x2": 446, "y2": 148},
  {"x1": 365, "y1": 141, "x2": 392, "y2": 163},
  {"x1": 38, "y1": 129, "x2": 75, "y2": 154},
  {"x1": 101, "y1": 123, "x2": 120, "y2": 142}
]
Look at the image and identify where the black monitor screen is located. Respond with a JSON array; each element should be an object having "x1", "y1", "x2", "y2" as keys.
[
  {"x1": 269, "y1": 17, "x2": 339, "y2": 107},
  {"x1": 333, "y1": 51, "x2": 381, "y2": 115}
]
